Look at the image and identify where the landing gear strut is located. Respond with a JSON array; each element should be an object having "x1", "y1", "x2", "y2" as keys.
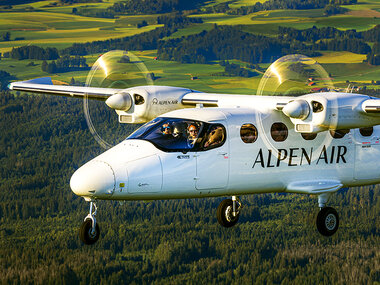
[
  {"x1": 217, "y1": 196, "x2": 242, "y2": 228},
  {"x1": 80, "y1": 201, "x2": 100, "y2": 245},
  {"x1": 316, "y1": 193, "x2": 339, "y2": 236}
]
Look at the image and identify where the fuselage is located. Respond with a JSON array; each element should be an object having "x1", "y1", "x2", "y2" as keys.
[{"x1": 70, "y1": 106, "x2": 380, "y2": 201}]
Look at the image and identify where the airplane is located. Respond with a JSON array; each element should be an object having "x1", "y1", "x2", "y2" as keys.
[{"x1": 8, "y1": 52, "x2": 380, "y2": 245}]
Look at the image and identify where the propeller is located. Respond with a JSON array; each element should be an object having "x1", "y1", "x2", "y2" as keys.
[
  {"x1": 84, "y1": 50, "x2": 154, "y2": 149},
  {"x1": 255, "y1": 54, "x2": 337, "y2": 165}
]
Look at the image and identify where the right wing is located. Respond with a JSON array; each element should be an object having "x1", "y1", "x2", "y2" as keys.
[{"x1": 8, "y1": 77, "x2": 122, "y2": 101}]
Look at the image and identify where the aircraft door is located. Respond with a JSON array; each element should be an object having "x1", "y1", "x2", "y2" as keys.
[
  {"x1": 354, "y1": 127, "x2": 380, "y2": 180},
  {"x1": 195, "y1": 123, "x2": 229, "y2": 190}
]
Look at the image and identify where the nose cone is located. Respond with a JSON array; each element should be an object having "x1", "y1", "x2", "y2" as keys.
[
  {"x1": 283, "y1": 99, "x2": 310, "y2": 120},
  {"x1": 70, "y1": 160, "x2": 115, "y2": 198}
]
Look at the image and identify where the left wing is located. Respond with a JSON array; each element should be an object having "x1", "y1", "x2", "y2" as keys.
[{"x1": 8, "y1": 77, "x2": 121, "y2": 101}]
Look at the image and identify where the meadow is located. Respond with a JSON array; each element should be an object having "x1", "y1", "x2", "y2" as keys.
[{"x1": 0, "y1": 0, "x2": 379, "y2": 90}]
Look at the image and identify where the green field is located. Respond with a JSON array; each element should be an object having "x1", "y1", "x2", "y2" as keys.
[
  {"x1": 0, "y1": 11, "x2": 161, "y2": 53},
  {"x1": 0, "y1": 0, "x2": 379, "y2": 90}
]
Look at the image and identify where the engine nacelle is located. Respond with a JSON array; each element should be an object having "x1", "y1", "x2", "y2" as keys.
[
  {"x1": 283, "y1": 93, "x2": 380, "y2": 133},
  {"x1": 108, "y1": 86, "x2": 195, "y2": 124}
]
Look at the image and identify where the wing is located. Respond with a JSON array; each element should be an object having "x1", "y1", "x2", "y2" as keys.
[{"x1": 8, "y1": 77, "x2": 122, "y2": 101}]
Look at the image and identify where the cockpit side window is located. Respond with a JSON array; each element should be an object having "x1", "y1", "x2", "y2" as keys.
[{"x1": 127, "y1": 117, "x2": 226, "y2": 152}]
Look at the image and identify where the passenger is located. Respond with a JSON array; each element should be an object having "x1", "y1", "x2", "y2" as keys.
[
  {"x1": 187, "y1": 124, "x2": 199, "y2": 145},
  {"x1": 161, "y1": 123, "x2": 173, "y2": 137},
  {"x1": 172, "y1": 122, "x2": 187, "y2": 139},
  {"x1": 204, "y1": 126, "x2": 224, "y2": 148}
]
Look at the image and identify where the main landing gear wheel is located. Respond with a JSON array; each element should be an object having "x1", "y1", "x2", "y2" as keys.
[
  {"x1": 80, "y1": 201, "x2": 100, "y2": 245},
  {"x1": 316, "y1": 207, "x2": 339, "y2": 236},
  {"x1": 80, "y1": 219, "x2": 100, "y2": 245},
  {"x1": 217, "y1": 197, "x2": 241, "y2": 228}
]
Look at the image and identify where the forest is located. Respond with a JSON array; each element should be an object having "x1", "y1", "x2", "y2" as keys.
[
  {"x1": 56, "y1": 22, "x2": 380, "y2": 65},
  {"x1": 0, "y1": 91, "x2": 379, "y2": 283},
  {"x1": 41, "y1": 56, "x2": 89, "y2": 74},
  {"x1": 0, "y1": 0, "x2": 379, "y2": 282}
]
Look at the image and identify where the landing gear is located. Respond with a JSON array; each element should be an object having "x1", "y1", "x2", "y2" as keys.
[
  {"x1": 316, "y1": 193, "x2": 339, "y2": 236},
  {"x1": 80, "y1": 201, "x2": 100, "y2": 245},
  {"x1": 217, "y1": 196, "x2": 242, "y2": 228},
  {"x1": 316, "y1": 207, "x2": 339, "y2": 236}
]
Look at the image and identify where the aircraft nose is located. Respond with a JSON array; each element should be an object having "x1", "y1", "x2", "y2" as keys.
[{"x1": 70, "y1": 160, "x2": 115, "y2": 198}]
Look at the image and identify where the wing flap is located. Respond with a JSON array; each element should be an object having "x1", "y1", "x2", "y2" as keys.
[
  {"x1": 9, "y1": 78, "x2": 121, "y2": 101},
  {"x1": 286, "y1": 180, "x2": 343, "y2": 194}
]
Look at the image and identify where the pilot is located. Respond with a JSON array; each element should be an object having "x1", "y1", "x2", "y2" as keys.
[
  {"x1": 187, "y1": 124, "x2": 199, "y2": 145},
  {"x1": 161, "y1": 123, "x2": 173, "y2": 136},
  {"x1": 204, "y1": 126, "x2": 224, "y2": 148}
]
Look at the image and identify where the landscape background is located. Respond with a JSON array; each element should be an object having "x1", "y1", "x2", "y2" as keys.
[{"x1": 0, "y1": 0, "x2": 379, "y2": 283}]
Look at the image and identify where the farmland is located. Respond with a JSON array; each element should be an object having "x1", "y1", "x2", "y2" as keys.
[
  {"x1": 0, "y1": 0, "x2": 378, "y2": 93},
  {"x1": 0, "y1": 1, "x2": 380, "y2": 284}
]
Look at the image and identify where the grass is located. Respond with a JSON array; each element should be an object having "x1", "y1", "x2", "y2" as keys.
[
  {"x1": 323, "y1": 62, "x2": 380, "y2": 87},
  {"x1": 0, "y1": 0, "x2": 379, "y2": 91},
  {"x1": 315, "y1": 15, "x2": 380, "y2": 31},
  {"x1": 165, "y1": 23, "x2": 214, "y2": 39},
  {"x1": 4, "y1": 49, "x2": 378, "y2": 95},
  {"x1": 0, "y1": 10, "x2": 162, "y2": 53},
  {"x1": 314, "y1": 51, "x2": 367, "y2": 64}
]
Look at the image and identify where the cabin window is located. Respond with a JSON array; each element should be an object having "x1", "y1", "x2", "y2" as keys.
[
  {"x1": 330, "y1": 129, "x2": 349, "y2": 139},
  {"x1": 127, "y1": 117, "x2": 226, "y2": 152},
  {"x1": 301, "y1": 132, "x2": 317, "y2": 140},
  {"x1": 240, "y1": 123, "x2": 257, "y2": 143},
  {"x1": 271, "y1": 122, "x2": 288, "y2": 142},
  {"x1": 359, "y1": 127, "x2": 373, "y2": 137}
]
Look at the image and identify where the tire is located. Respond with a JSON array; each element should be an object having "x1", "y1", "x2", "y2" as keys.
[
  {"x1": 217, "y1": 199, "x2": 240, "y2": 228},
  {"x1": 316, "y1": 207, "x2": 339, "y2": 236},
  {"x1": 80, "y1": 219, "x2": 100, "y2": 245}
]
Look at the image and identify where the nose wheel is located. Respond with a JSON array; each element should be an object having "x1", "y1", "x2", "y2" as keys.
[
  {"x1": 217, "y1": 196, "x2": 242, "y2": 228},
  {"x1": 80, "y1": 201, "x2": 100, "y2": 245}
]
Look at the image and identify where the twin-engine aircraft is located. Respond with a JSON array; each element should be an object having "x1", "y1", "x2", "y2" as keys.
[{"x1": 9, "y1": 53, "x2": 380, "y2": 245}]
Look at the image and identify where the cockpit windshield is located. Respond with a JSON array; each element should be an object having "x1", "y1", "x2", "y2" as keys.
[{"x1": 127, "y1": 117, "x2": 226, "y2": 152}]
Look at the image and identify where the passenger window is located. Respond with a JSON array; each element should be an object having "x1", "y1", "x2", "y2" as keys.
[
  {"x1": 330, "y1": 129, "x2": 349, "y2": 139},
  {"x1": 203, "y1": 124, "x2": 226, "y2": 150},
  {"x1": 271, "y1": 122, "x2": 288, "y2": 142},
  {"x1": 240, "y1": 123, "x2": 257, "y2": 143},
  {"x1": 359, "y1": 127, "x2": 373, "y2": 137},
  {"x1": 301, "y1": 132, "x2": 317, "y2": 140}
]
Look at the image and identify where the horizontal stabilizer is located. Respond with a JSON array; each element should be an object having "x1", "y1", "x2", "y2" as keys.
[
  {"x1": 8, "y1": 78, "x2": 122, "y2": 101},
  {"x1": 286, "y1": 180, "x2": 343, "y2": 195}
]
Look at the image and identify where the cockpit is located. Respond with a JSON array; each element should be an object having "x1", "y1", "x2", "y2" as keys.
[{"x1": 127, "y1": 117, "x2": 226, "y2": 152}]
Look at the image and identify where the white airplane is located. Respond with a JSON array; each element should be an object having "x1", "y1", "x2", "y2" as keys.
[{"x1": 8, "y1": 53, "x2": 380, "y2": 245}]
